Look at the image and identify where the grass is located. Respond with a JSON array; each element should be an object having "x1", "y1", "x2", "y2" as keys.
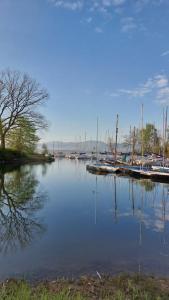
[
  {"x1": 1, "y1": 275, "x2": 169, "y2": 300},
  {"x1": 0, "y1": 281, "x2": 85, "y2": 300}
]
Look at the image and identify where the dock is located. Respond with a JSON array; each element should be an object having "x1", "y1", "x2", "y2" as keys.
[
  {"x1": 118, "y1": 167, "x2": 169, "y2": 182},
  {"x1": 86, "y1": 164, "x2": 169, "y2": 182}
]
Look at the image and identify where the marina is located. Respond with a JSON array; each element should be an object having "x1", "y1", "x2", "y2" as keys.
[{"x1": 54, "y1": 151, "x2": 169, "y2": 182}]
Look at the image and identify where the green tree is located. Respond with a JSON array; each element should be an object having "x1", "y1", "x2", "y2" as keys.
[
  {"x1": 6, "y1": 117, "x2": 40, "y2": 154},
  {"x1": 0, "y1": 70, "x2": 48, "y2": 149},
  {"x1": 140, "y1": 123, "x2": 160, "y2": 154}
]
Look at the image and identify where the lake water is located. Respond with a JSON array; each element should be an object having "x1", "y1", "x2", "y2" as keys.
[{"x1": 0, "y1": 159, "x2": 169, "y2": 280}]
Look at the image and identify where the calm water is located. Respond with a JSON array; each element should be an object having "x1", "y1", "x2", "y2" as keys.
[{"x1": 0, "y1": 159, "x2": 169, "y2": 280}]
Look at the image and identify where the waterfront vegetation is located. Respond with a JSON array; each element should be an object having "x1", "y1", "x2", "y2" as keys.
[
  {"x1": 1, "y1": 275, "x2": 169, "y2": 299},
  {"x1": 124, "y1": 123, "x2": 168, "y2": 156},
  {"x1": 0, "y1": 70, "x2": 48, "y2": 150},
  {"x1": 0, "y1": 70, "x2": 52, "y2": 163},
  {"x1": 0, "y1": 148, "x2": 54, "y2": 164}
]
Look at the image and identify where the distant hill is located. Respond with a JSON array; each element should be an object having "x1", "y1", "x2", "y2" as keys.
[{"x1": 38, "y1": 140, "x2": 130, "y2": 153}]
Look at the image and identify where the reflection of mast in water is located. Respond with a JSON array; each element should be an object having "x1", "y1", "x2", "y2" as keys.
[
  {"x1": 114, "y1": 176, "x2": 118, "y2": 223},
  {"x1": 162, "y1": 184, "x2": 166, "y2": 246},
  {"x1": 94, "y1": 176, "x2": 98, "y2": 225},
  {"x1": 131, "y1": 179, "x2": 135, "y2": 216},
  {"x1": 139, "y1": 187, "x2": 144, "y2": 246},
  {"x1": 138, "y1": 185, "x2": 144, "y2": 274}
]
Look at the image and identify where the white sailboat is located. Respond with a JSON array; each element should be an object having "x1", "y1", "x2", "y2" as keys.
[{"x1": 86, "y1": 117, "x2": 120, "y2": 173}]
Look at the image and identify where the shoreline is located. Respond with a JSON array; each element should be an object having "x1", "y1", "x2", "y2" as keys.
[
  {"x1": 1, "y1": 274, "x2": 169, "y2": 299},
  {"x1": 0, "y1": 149, "x2": 55, "y2": 168}
]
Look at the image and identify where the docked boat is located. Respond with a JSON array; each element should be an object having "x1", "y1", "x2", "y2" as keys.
[
  {"x1": 55, "y1": 151, "x2": 65, "y2": 158},
  {"x1": 76, "y1": 152, "x2": 91, "y2": 160},
  {"x1": 125, "y1": 167, "x2": 169, "y2": 182},
  {"x1": 65, "y1": 152, "x2": 77, "y2": 159},
  {"x1": 86, "y1": 163, "x2": 120, "y2": 173},
  {"x1": 151, "y1": 166, "x2": 169, "y2": 173}
]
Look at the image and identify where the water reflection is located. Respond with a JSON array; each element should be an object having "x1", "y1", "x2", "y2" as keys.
[
  {"x1": 91, "y1": 172, "x2": 169, "y2": 233},
  {"x1": 117, "y1": 177, "x2": 169, "y2": 233},
  {"x1": 0, "y1": 166, "x2": 46, "y2": 254},
  {"x1": 0, "y1": 160, "x2": 169, "y2": 279}
]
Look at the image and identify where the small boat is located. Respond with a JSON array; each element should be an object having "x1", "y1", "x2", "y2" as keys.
[
  {"x1": 151, "y1": 166, "x2": 169, "y2": 173},
  {"x1": 76, "y1": 152, "x2": 91, "y2": 160},
  {"x1": 65, "y1": 152, "x2": 77, "y2": 159},
  {"x1": 86, "y1": 163, "x2": 119, "y2": 173},
  {"x1": 55, "y1": 151, "x2": 65, "y2": 158}
]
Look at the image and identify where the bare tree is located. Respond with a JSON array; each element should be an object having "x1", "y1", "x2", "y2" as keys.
[{"x1": 0, "y1": 70, "x2": 49, "y2": 149}]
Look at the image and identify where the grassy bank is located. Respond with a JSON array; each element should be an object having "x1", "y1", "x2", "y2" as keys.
[
  {"x1": 1, "y1": 275, "x2": 169, "y2": 300},
  {"x1": 0, "y1": 149, "x2": 54, "y2": 165}
]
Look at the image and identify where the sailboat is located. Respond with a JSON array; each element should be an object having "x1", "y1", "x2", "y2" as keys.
[
  {"x1": 86, "y1": 117, "x2": 120, "y2": 174},
  {"x1": 86, "y1": 163, "x2": 120, "y2": 173}
]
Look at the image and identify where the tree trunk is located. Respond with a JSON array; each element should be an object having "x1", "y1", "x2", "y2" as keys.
[{"x1": 1, "y1": 134, "x2": 5, "y2": 149}]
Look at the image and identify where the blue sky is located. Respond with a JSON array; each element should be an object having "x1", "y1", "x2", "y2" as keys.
[{"x1": 1, "y1": 0, "x2": 169, "y2": 142}]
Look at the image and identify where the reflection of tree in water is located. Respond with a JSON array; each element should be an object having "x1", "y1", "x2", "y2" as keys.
[
  {"x1": 0, "y1": 166, "x2": 46, "y2": 254},
  {"x1": 135, "y1": 179, "x2": 156, "y2": 192},
  {"x1": 41, "y1": 164, "x2": 48, "y2": 177}
]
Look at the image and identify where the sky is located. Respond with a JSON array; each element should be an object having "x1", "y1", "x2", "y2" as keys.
[{"x1": 0, "y1": 0, "x2": 169, "y2": 142}]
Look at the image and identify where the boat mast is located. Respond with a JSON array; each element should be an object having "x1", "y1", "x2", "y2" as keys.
[
  {"x1": 165, "y1": 107, "x2": 168, "y2": 141},
  {"x1": 96, "y1": 117, "x2": 99, "y2": 160},
  {"x1": 141, "y1": 103, "x2": 144, "y2": 166},
  {"x1": 114, "y1": 114, "x2": 119, "y2": 162},
  {"x1": 130, "y1": 125, "x2": 132, "y2": 154},
  {"x1": 84, "y1": 132, "x2": 86, "y2": 151},
  {"x1": 165, "y1": 107, "x2": 168, "y2": 161},
  {"x1": 163, "y1": 108, "x2": 165, "y2": 168},
  {"x1": 132, "y1": 126, "x2": 136, "y2": 165}
]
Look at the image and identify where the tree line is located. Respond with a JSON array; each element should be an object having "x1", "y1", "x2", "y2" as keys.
[{"x1": 124, "y1": 123, "x2": 168, "y2": 155}]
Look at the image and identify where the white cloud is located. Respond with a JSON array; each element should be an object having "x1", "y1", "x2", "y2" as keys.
[
  {"x1": 49, "y1": 0, "x2": 126, "y2": 11},
  {"x1": 102, "y1": 0, "x2": 126, "y2": 6},
  {"x1": 48, "y1": 0, "x2": 168, "y2": 35},
  {"x1": 154, "y1": 75, "x2": 168, "y2": 88},
  {"x1": 95, "y1": 26, "x2": 104, "y2": 33},
  {"x1": 86, "y1": 17, "x2": 93, "y2": 23},
  {"x1": 49, "y1": 0, "x2": 167, "y2": 11},
  {"x1": 134, "y1": 0, "x2": 168, "y2": 13},
  {"x1": 49, "y1": 0, "x2": 84, "y2": 10},
  {"x1": 111, "y1": 74, "x2": 169, "y2": 104},
  {"x1": 121, "y1": 17, "x2": 137, "y2": 32},
  {"x1": 161, "y1": 50, "x2": 169, "y2": 57},
  {"x1": 157, "y1": 87, "x2": 169, "y2": 104}
]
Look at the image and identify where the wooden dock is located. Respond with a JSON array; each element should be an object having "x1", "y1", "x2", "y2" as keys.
[{"x1": 120, "y1": 167, "x2": 169, "y2": 182}]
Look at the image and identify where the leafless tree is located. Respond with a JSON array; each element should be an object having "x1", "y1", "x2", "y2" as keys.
[{"x1": 0, "y1": 70, "x2": 49, "y2": 149}]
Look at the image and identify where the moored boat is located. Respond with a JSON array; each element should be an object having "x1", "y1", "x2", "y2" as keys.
[
  {"x1": 151, "y1": 166, "x2": 169, "y2": 173},
  {"x1": 76, "y1": 152, "x2": 91, "y2": 160},
  {"x1": 86, "y1": 163, "x2": 119, "y2": 173},
  {"x1": 55, "y1": 151, "x2": 65, "y2": 158}
]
